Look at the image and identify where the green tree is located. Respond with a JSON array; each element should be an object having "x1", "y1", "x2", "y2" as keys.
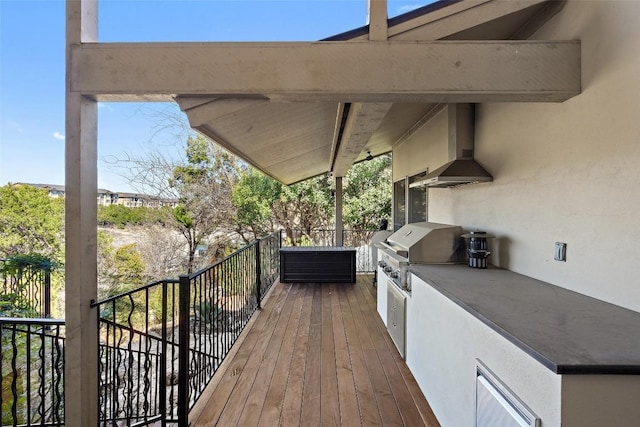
[
  {"x1": 232, "y1": 169, "x2": 334, "y2": 244},
  {"x1": 170, "y1": 135, "x2": 240, "y2": 273},
  {"x1": 343, "y1": 154, "x2": 392, "y2": 230},
  {"x1": 232, "y1": 170, "x2": 282, "y2": 242},
  {"x1": 0, "y1": 184, "x2": 64, "y2": 261},
  {"x1": 97, "y1": 230, "x2": 147, "y2": 299},
  {"x1": 98, "y1": 204, "x2": 171, "y2": 228},
  {"x1": 232, "y1": 157, "x2": 391, "y2": 241},
  {"x1": 277, "y1": 175, "x2": 333, "y2": 239},
  {"x1": 111, "y1": 133, "x2": 243, "y2": 273}
]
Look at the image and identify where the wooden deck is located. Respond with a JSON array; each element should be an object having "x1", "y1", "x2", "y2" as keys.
[{"x1": 189, "y1": 275, "x2": 440, "y2": 427}]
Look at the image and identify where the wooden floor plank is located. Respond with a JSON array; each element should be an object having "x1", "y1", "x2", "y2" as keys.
[
  {"x1": 354, "y1": 279, "x2": 440, "y2": 427},
  {"x1": 236, "y1": 284, "x2": 300, "y2": 426},
  {"x1": 363, "y1": 348, "x2": 405, "y2": 427},
  {"x1": 377, "y1": 349, "x2": 430, "y2": 426},
  {"x1": 345, "y1": 280, "x2": 376, "y2": 351},
  {"x1": 321, "y1": 284, "x2": 340, "y2": 426},
  {"x1": 214, "y1": 284, "x2": 295, "y2": 426},
  {"x1": 339, "y1": 283, "x2": 383, "y2": 426},
  {"x1": 256, "y1": 285, "x2": 305, "y2": 427},
  {"x1": 192, "y1": 276, "x2": 440, "y2": 427},
  {"x1": 331, "y1": 284, "x2": 360, "y2": 427},
  {"x1": 191, "y1": 283, "x2": 288, "y2": 425},
  {"x1": 279, "y1": 283, "x2": 314, "y2": 426},
  {"x1": 300, "y1": 284, "x2": 323, "y2": 426}
]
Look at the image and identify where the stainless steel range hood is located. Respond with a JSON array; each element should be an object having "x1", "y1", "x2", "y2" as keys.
[
  {"x1": 410, "y1": 104, "x2": 493, "y2": 188},
  {"x1": 419, "y1": 159, "x2": 493, "y2": 188}
]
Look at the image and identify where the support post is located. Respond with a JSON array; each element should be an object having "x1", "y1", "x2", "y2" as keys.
[
  {"x1": 160, "y1": 280, "x2": 168, "y2": 426},
  {"x1": 177, "y1": 275, "x2": 190, "y2": 427},
  {"x1": 65, "y1": 1, "x2": 98, "y2": 425},
  {"x1": 335, "y1": 176, "x2": 344, "y2": 246},
  {"x1": 367, "y1": 0, "x2": 388, "y2": 41}
]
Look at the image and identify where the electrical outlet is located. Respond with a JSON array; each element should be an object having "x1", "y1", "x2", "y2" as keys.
[{"x1": 554, "y1": 242, "x2": 567, "y2": 262}]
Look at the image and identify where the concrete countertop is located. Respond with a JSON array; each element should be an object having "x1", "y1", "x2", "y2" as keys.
[{"x1": 409, "y1": 264, "x2": 640, "y2": 375}]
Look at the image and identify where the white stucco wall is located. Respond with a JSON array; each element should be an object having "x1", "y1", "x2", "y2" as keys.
[
  {"x1": 393, "y1": 106, "x2": 448, "y2": 181},
  {"x1": 395, "y1": 1, "x2": 640, "y2": 313},
  {"x1": 561, "y1": 375, "x2": 640, "y2": 426},
  {"x1": 406, "y1": 275, "x2": 562, "y2": 427}
]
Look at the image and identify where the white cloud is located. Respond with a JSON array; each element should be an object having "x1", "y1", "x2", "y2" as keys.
[
  {"x1": 7, "y1": 121, "x2": 23, "y2": 133},
  {"x1": 53, "y1": 131, "x2": 65, "y2": 141}
]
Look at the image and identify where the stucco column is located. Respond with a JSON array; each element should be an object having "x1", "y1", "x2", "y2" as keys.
[
  {"x1": 66, "y1": 0, "x2": 98, "y2": 425},
  {"x1": 335, "y1": 176, "x2": 344, "y2": 246}
]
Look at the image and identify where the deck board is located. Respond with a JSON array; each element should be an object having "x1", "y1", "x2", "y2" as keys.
[{"x1": 191, "y1": 276, "x2": 440, "y2": 427}]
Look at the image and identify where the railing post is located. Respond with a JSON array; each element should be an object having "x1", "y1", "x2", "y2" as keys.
[
  {"x1": 160, "y1": 281, "x2": 168, "y2": 426},
  {"x1": 44, "y1": 269, "x2": 51, "y2": 318},
  {"x1": 177, "y1": 275, "x2": 190, "y2": 427},
  {"x1": 255, "y1": 240, "x2": 262, "y2": 309}
]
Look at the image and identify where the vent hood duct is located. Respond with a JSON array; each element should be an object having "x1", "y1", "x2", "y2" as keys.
[{"x1": 410, "y1": 104, "x2": 493, "y2": 188}]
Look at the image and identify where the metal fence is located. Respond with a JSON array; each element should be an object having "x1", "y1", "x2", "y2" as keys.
[
  {"x1": 93, "y1": 231, "x2": 280, "y2": 426},
  {"x1": 280, "y1": 229, "x2": 377, "y2": 272},
  {"x1": 0, "y1": 318, "x2": 65, "y2": 427},
  {"x1": 95, "y1": 277, "x2": 179, "y2": 426},
  {"x1": 0, "y1": 258, "x2": 52, "y2": 318}
]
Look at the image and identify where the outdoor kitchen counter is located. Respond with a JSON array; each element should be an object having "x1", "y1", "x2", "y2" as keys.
[{"x1": 409, "y1": 264, "x2": 640, "y2": 375}]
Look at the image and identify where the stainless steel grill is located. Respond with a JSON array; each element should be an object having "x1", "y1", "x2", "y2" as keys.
[{"x1": 377, "y1": 222, "x2": 464, "y2": 290}]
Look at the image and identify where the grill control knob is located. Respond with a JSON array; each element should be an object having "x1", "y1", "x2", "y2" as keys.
[
  {"x1": 390, "y1": 270, "x2": 400, "y2": 279},
  {"x1": 378, "y1": 260, "x2": 387, "y2": 268},
  {"x1": 384, "y1": 266, "x2": 393, "y2": 273}
]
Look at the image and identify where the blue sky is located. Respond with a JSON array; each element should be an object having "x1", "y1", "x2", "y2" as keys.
[{"x1": 1, "y1": 0, "x2": 428, "y2": 192}]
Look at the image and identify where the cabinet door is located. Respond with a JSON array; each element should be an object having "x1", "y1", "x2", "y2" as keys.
[{"x1": 386, "y1": 283, "x2": 406, "y2": 358}]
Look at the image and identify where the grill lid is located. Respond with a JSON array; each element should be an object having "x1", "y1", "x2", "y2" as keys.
[{"x1": 380, "y1": 222, "x2": 464, "y2": 264}]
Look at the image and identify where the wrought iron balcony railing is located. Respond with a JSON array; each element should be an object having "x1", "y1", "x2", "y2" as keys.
[
  {"x1": 1, "y1": 228, "x2": 376, "y2": 426},
  {"x1": 0, "y1": 317, "x2": 65, "y2": 426},
  {"x1": 1, "y1": 258, "x2": 53, "y2": 318}
]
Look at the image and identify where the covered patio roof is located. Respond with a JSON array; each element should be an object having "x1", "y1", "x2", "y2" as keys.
[
  {"x1": 69, "y1": 0, "x2": 580, "y2": 185},
  {"x1": 63, "y1": 2, "x2": 582, "y2": 424}
]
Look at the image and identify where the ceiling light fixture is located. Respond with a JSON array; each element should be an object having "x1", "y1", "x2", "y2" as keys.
[{"x1": 365, "y1": 151, "x2": 374, "y2": 161}]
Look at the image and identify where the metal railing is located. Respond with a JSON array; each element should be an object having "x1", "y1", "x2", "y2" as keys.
[
  {"x1": 0, "y1": 259, "x2": 52, "y2": 318},
  {"x1": 280, "y1": 229, "x2": 377, "y2": 272},
  {"x1": 95, "y1": 278, "x2": 179, "y2": 426},
  {"x1": 0, "y1": 318, "x2": 65, "y2": 427},
  {"x1": 93, "y1": 231, "x2": 280, "y2": 426},
  {"x1": 0, "y1": 228, "x2": 376, "y2": 427}
]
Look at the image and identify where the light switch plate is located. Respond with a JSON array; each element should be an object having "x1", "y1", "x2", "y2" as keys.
[{"x1": 554, "y1": 242, "x2": 567, "y2": 262}]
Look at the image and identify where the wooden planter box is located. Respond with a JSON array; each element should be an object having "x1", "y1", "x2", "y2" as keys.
[{"x1": 279, "y1": 246, "x2": 356, "y2": 283}]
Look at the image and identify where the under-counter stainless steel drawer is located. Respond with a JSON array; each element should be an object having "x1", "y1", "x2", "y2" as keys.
[
  {"x1": 387, "y1": 281, "x2": 406, "y2": 359},
  {"x1": 476, "y1": 362, "x2": 540, "y2": 427}
]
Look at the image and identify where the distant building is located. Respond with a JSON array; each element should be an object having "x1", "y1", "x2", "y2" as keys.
[
  {"x1": 16, "y1": 183, "x2": 67, "y2": 199},
  {"x1": 97, "y1": 188, "x2": 118, "y2": 206},
  {"x1": 13, "y1": 183, "x2": 176, "y2": 208}
]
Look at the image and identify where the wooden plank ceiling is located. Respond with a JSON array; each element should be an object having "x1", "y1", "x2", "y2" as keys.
[{"x1": 173, "y1": 0, "x2": 574, "y2": 184}]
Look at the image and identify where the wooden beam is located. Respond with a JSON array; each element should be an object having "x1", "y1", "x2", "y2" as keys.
[
  {"x1": 332, "y1": 102, "x2": 392, "y2": 177},
  {"x1": 70, "y1": 40, "x2": 581, "y2": 103},
  {"x1": 368, "y1": 0, "x2": 388, "y2": 41}
]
